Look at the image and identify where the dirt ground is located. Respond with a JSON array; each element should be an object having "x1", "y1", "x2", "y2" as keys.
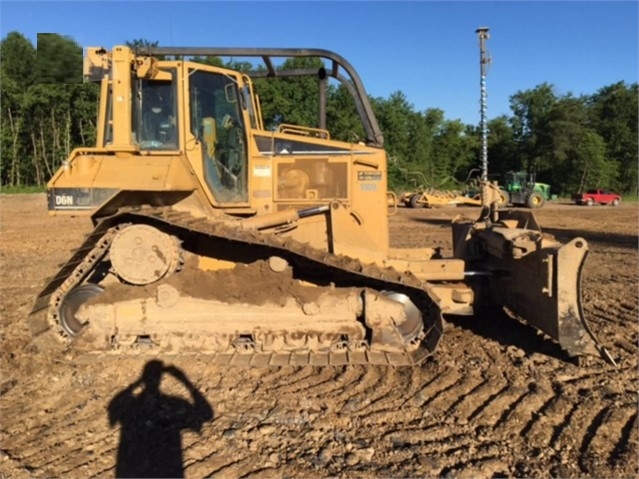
[{"x1": 0, "y1": 194, "x2": 637, "y2": 478}]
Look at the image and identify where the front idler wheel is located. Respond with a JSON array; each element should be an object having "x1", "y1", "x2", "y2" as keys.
[{"x1": 59, "y1": 284, "x2": 105, "y2": 336}]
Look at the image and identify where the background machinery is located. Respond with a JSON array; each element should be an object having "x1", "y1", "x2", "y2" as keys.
[
  {"x1": 389, "y1": 159, "x2": 482, "y2": 209},
  {"x1": 29, "y1": 45, "x2": 610, "y2": 366},
  {"x1": 401, "y1": 190, "x2": 482, "y2": 208},
  {"x1": 499, "y1": 170, "x2": 552, "y2": 209}
]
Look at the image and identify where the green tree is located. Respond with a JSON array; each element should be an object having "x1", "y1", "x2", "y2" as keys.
[
  {"x1": 506, "y1": 84, "x2": 614, "y2": 195},
  {"x1": 2, "y1": 30, "x2": 636, "y2": 195},
  {"x1": 573, "y1": 130, "x2": 610, "y2": 193},
  {"x1": 431, "y1": 119, "x2": 477, "y2": 188},
  {"x1": 325, "y1": 83, "x2": 365, "y2": 143},
  {"x1": 125, "y1": 38, "x2": 159, "y2": 51},
  {"x1": 1, "y1": 70, "x2": 27, "y2": 186},
  {"x1": 541, "y1": 95, "x2": 603, "y2": 193},
  {"x1": 36, "y1": 33, "x2": 83, "y2": 84},
  {"x1": 254, "y1": 56, "x2": 326, "y2": 131},
  {"x1": 483, "y1": 115, "x2": 517, "y2": 179},
  {"x1": 589, "y1": 82, "x2": 638, "y2": 194},
  {"x1": 1, "y1": 32, "x2": 98, "y2": 186},
  {"x1": 1, "y1": 32, "x2": 37, "y2": 186},
  {"x1": 1, "y1": 31, "x2": 36, "y2": 86},
  {"x1": 373, "y1": 92, "x2": 414, "y2": 164},
  {"x1": 509, "y1": 83, "x2": 558, "y2": 173}
]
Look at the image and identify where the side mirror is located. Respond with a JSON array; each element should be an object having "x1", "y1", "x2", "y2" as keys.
[{"x1": 224, "y1": 83, "x2": 237, "y2": 103}]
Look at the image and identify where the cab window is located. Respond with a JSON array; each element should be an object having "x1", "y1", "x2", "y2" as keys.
[{"x1": 133, "y1": 69, "x2": 179, "y2": 150}]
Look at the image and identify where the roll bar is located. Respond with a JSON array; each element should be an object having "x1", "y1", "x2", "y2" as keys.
[{"x1": 147, "y1": 47, "x2": 384, "y2": 147}]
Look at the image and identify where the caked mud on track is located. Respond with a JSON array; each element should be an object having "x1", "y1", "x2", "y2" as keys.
[
  {"x1": 29, "y1": 206, "x2": 443, "y2": 365},
  {"x1": 1, "y1": 194, "x2": 637, "y2": 478}
]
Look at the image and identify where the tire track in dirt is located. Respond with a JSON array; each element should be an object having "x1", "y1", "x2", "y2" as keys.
[
  {"x1": 0, "y1": 367, "x2": 121, "y2": 476},
  {"x1": 607, "y1": 411, "x2": 638, "y2": 468},
  {"x1": 446, "y1": 373, "x2": 509, "y2": 425},
  {"x1": 585, "y1": 294, "x2": 638, "y2": 366},
  {"x1": 176, "y1": 364, "x2": 371, "y2": 478},
  {"x1": 1, "y1": 196, "x2": 638, "y2": 478},
  {"x1": 258, "y1": 365, "x2": 356, "y2": 398},
  {"x1": 344, "y1": 368, "x2": 420, "y2": 419},
  {"x1": 334, "y1": 366, "x2": 398, "y2": 413}
]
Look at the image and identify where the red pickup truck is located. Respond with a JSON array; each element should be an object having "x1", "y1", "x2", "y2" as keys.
[{"x1": 572, "y1": 189, "x2": 621, "y2": 206}]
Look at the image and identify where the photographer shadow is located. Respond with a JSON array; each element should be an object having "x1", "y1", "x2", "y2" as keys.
[{"x1": 108, "y1": 360, "x2": 213, "y2": 478}]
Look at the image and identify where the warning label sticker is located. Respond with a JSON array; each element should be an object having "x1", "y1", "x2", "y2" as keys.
[{"x1": 357, "y1": 171, "x2": 382, "y2": 181}]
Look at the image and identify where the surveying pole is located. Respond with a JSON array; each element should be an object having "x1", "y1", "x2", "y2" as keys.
[{"x1": 476, "y1": 27, "x2": 491, "y2": 182}]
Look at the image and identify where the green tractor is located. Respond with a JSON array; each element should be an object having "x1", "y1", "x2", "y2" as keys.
[{"x1": 498, "y1": 170, "x2": 552, "y2": 209}]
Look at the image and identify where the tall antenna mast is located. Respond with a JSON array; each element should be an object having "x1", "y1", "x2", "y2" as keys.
[{"x1": 476, "y1": 27, "x2": 491, "y2": 182}]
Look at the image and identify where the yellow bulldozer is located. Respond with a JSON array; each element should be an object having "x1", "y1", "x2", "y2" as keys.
[{"x1": 29, "y1": 45, "x2": 611, "y2": 366}]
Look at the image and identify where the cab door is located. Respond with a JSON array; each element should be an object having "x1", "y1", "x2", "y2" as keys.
[{"x1": 187, "y1": 67, "x2": 249, "y2": 205}]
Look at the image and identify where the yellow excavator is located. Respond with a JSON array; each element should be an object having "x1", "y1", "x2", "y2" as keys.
[{"x1": 29, "y1": 45, "x2": 611, "y2": 366}]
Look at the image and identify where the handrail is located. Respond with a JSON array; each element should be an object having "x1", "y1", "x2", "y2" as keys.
[{"x1": 277, "y1": 123, "x2": 330, "y2": 139}]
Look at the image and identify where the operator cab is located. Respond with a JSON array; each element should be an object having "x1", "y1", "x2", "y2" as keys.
[{"x1": 100, "y1": 57, "x2": 250, "y2": 204}]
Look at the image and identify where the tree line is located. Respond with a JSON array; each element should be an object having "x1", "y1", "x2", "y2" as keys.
[{"x1": 2, "y1": 32, "x2": 637, "y2": 196}]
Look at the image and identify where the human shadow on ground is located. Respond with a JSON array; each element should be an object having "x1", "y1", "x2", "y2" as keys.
[{"x1": 108, "y1": 360, "x2": 213, "y2": 478}]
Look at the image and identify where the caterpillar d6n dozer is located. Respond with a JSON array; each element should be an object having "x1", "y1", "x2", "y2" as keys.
[{"x1": 30, "y1": 46, "x2": 610, "y2": 366}]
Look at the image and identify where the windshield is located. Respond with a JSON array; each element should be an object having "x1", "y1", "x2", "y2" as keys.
[{"x1": 133, "y1": 69, "x2": 179, "y2": 150}]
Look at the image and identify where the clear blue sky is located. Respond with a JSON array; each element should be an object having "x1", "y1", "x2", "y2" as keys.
[{"x1": 1, "y1": 0, "x2": 637, "y2": 125}]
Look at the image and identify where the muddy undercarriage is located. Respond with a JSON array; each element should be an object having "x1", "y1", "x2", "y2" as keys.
[{"x1": 30, "y1": 207, "x2": 446, "y2": 366}]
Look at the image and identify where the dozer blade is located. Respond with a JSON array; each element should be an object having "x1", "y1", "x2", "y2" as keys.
[
  {"x1": 454, "y1": 211, "x2": 614, "y2": 364},
  {"x1": 498, "y1": 237, "x2": 606, "y2": 359}
]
